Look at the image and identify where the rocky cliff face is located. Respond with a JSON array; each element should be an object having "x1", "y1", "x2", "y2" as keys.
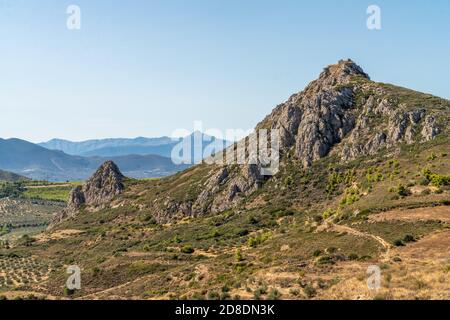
[
  {"x1": 52, "y1": 161, "x2": 125, "y2": 224},
  {"x1": 256, "y1": 59, "x2": 446, "y2": 166},
  {"x1": 257, "y1": 59, "x2": 368, "y2": 167}
]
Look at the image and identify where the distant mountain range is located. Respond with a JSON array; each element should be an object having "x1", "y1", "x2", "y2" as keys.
[
  {"x1": 0, "y1": 138, "x2": 190, "y2": 181},
  {"x1": 0, "y1": 133, "x2": 230, "y2": 181},
  {"x1": 39, "y1": 136, "x2": 174, "y2": 156},
  {"x1": 39, "y1": 133, "x2": 231, "y2": 161}
]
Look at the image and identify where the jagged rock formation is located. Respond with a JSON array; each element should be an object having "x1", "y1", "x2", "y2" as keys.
[
  {"x1": 52, "y1": 161, "x2": 125, "y2": 224},
  {"x1": 257, "y1": 59, "x2": 369, "y2": 167},
  {"x1": 78, "y1": 161, "x2": 125, "y2": 207},
  {"x1": 256, "y1": 59, "x2": 447, "y2": 165}
]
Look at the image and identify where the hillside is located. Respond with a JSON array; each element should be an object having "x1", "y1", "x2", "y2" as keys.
[
  {"x1": 0, "y1": 170, "x2": 28, "y2": 182},
  {"x1": 1, "y1": 60, "x2": 449, "y2": 300},
  {"x1": 0, "y1": 139, "x2": 190, "y2": 181}
]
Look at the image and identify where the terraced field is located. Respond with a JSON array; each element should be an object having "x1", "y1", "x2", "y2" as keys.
[
  {"x1": 0, "y1": 255, "x2": 54, "y2": 290},
  {"x1": 0, "y1": 198, "x2": 64, "y2": 241}
]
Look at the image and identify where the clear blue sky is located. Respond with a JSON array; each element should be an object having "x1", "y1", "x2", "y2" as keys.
[{"x1": 1, "y1": 0, "x2": 449, "y2": 142}]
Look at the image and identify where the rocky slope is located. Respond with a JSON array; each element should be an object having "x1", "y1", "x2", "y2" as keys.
[
  {"x1": 52, "y1": 161, "x2": 125, "y2": 223},
  {"x1": 126, "y1": 59, "x2": 448, "y2": 223},
  {"x1": 256, "y1": 60, "x2": 444, "y2": 165}
]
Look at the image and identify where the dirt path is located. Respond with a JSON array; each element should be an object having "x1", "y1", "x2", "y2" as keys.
[{"x1": 320, "y1": 222, "x2": 392, "y2": 261}]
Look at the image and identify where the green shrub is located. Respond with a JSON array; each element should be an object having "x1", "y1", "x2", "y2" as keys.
[
  {"x1": 348, "y1": 253, "x2": 359, "y2": 261},
  {"x1": 289, "y1": 289, "x2": 300, "y2": 297},
  {"x1": 422, "y1": 169, "x2": 450, "y2": 187},
  {"x1": 235, "y1": 228, "x2": 249, "y2": 237},
  {"x1": 64, "y1": 287, "x2": 75, "y2": 296},
  {"x1": 339, "y1": 187, "x2": 360, "y2": 207},
  {"x1": 397, "y1": 184, "x2": 410, "y2": 197},
  {"x1": 207, "y1": 291, "x2": 220, "y2": 300},
  {"x1": 248, "y1": 232, "x2": 271, "y2": 248},
  {"x1": 312, "y1": 250, "x2": 322, "y2": 257},
  {"x1": 181, "y1": 245, "x2": 195, "y2": 254},
  {"x1": 322, "y1": 209, "x2": 336, "y2": 220},
  {"x1": 268, "y1": 289, "x2": 282, "y2": 300},
  {"x1": 235, "y1": 249, "x2": 243, "y2": 262},
  {"x1": 303, "y1": 285, "x2": 316, "y2": 298},
  {"x1": 403, "y1": 234, "x2": 416, "y2": 243},
  {"x1": 317, "y1": 255, "x2": 335, "y2": 265}
]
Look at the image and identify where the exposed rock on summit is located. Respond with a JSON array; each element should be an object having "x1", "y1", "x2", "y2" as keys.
[
  {"x1": 78, "y1": 161, "x2": 125, "y2": 207},
  {"x1": 52, "y1": 161, "x2": 125, "y2": 224}
]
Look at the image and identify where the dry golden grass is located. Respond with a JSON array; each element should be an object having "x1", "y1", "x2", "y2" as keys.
[{"x1": 370, "y1": 206, "x2": 450, "y2": 223}]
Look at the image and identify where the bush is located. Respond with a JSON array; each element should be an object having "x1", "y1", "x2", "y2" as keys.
[
  {"x1": 312, "y1": 215, "x2": 323, "y2": 223},
  {"x1": 235, "y1": 228, "x2": 249, "y2": 237},
  {"x1": 207, "y1": 291, "x2": 220, "y2": 300},
  {"x1": 181, "y1": 245, "x2": 195, "y2": 254},
  {"x1": 322, "y1": 209, "x2": 336, "y2": 220},
  {"x1": 253, "y1": 285, "x2": 267, "y2": 297},
  {"x1": 235, "y1": 249, "x2": 243, "y2": 262},
  {"x1": 248, "y1": 232, "x2": 271, "y2": 248},
  {"x1": 64, "y1": 287, "x2": 75, "y2": 296},
  {"x1": 418, "y1": 177, "x2": 430, "y2": 186},
  {"x1": 348, "y1": 253, "x2": 359, "y2": 261},
  {"x1": 422, "y1": 169, "x2": 450, "y2": 187},
  {"x1": 303, "y1": 285, "x2": 316, "y2": 298},
  {"x1": 313, "y1": 250, "x2": 322, "y2": 257},
  {"x1": 289, "y1": 289, "x2": 300, "y2": 297},
  {"x1": 248, "y1": 216, "x2": 259, "y2": 225},
  {"x1": 397, "y1": 184, "x2": 410, "y2": 197},
  {"x1": 339, "y1": 188, "x2": 360, "y2": 206},
  {"x1": 393, "y1": 239, "x2": 405, "y2": 247},
  {"x1": 326, "y1": 247, "x2": 337, "y2": 254},
  {"x1": 317, "y1": 255, "x2": 335, "y2": 265},
  {"x1": 403, "y1": 234, "x2": 416, "y2": 243},
  {"x1": 253, "y1": 290, "x2": 262, "y2": 300},
  {"x1": 268, "y1": 289, "x2": 282, "y2": 300}
]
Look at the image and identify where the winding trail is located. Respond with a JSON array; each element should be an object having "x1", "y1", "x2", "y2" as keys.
[{"x1": 322, "y1": 222, "x2": 392, "y2": 261}]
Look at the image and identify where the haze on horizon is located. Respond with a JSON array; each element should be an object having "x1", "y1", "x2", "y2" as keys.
[{"x1": 1, "y1": 0, "x2": 449, "y2": 143}]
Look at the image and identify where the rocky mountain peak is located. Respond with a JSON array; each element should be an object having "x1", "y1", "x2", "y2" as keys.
[
  {"x1": 174, "y1": 60, "x2": 447, "y2": 220},
  {"x1": 51, "y1": 161, "x2": 125, "y2": 224},
  {"x1": 318, "y1": 59, "x2": 370, "y2": 84},
  {"x1": 256, "y1": 59, "x2": 445, "y2": 167},
  {"x1": 81, "y1": 161, "x2": 124, "y2": 206}
]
